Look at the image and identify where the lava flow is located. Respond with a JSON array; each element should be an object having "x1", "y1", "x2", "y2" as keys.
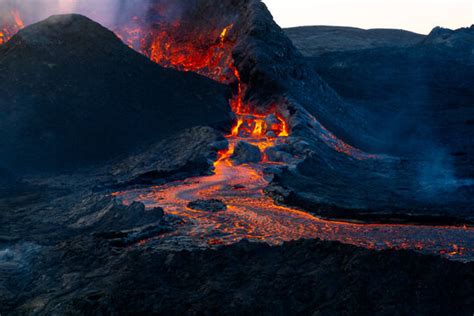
[
  {"x1": 113, "y1": 21, "x2": 474, "y2": 260},
  {"x1": 115, "y1": 137, "x2": 474, "y2": 260},
  {"x1": 115, "y1": 20, "x2": 290, "y2": 138}
]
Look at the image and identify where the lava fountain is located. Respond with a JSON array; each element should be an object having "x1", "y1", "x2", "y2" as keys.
[{"x1": 0, "y1": 9, "x2": 24, "y2": 45}]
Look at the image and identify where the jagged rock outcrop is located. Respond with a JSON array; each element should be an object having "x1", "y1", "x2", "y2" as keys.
[
  {"x1": 231, "y1": 141, "x2": 262, "y2": 164},
  {"x1": 188, "y1": 199, "x2": 227, "y2": 212},
  {"x1": 423, "y1": 25, "x2": 474, "y2": 49},
  {"x1": 107, "y1": 126, "x2": 227, "y2": 187}
]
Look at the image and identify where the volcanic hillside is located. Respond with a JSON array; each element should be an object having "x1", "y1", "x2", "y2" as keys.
[
  {"x1": 1, "y1": 3, "x2": 474, "y2": 314},
  {"x1": 285, "y1": 26, "x2": 424, "y2": 56},
  {"x1": 268, "y1": 24, "x2": 474, "y2": 223},
  {"x1": 302, "y1": 25, "x2": 474, "y2": 157},
  {"x1": 0, "y1": 14, "x2": 231, "y2": 172}
]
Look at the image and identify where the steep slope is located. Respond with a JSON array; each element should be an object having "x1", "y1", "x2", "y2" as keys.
[
  {"x1": 285, "y1": 25, "x2": 424, "y2": 56},
  {"x1": 0, "y1": 14, "x2": 232, "y2": 172}
]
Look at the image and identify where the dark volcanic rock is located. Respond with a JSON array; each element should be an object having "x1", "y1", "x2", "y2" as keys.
[
  {"x1": 268, "y1": 24, "x2": 474, "y2": 223},
  {"x1": 0, "y1": 14, "x2": 232, "y2": 172},
  {"x1": 286, "y1": 25, "x2": 424, "y2": 56},
  {"x1": 423, "y1": 25, "x2": 474, "y2": 48},
  {"x1": 95, "y1": 223, "x2": 173, "y2": 248},
  {"x1": 188, "y1": 199, "x2": 227, "y2": 212},
  {"x1": 108, "y1": 126, "x2": 227, "y2": 187},
  {"x1": 268, "y1": 151, "x2": 474, "y2": 224},
  {"x1": 307, "y1": 25, "x2": 474, "y2": 158},
  {"x1": 264, "y1": 145, "x2": 293, "y2": 163},
  {"x1": 72, "y1": 201, "x2": 164, "y2": 232},
  {"x1": 5, "y1": 239, "x2": 474, "y2": 315},
  {"x1": 231, "y1": 141, "x2": 262, "y2": 164}
]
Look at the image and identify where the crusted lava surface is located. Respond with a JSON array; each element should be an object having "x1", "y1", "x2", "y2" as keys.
[{"x1": 3, "y1": 238, "x2": 474, "y2": 315}]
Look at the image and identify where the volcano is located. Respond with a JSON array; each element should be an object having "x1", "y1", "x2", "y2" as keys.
[
  {"x1": 0, "y1": 1, "x2": 473, "y2": 314},
  {"x1": 0, "y1": 14, "x2": 231, "y2": 171}
]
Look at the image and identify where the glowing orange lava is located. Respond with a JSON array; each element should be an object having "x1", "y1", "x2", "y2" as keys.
[
  {"x1": 0, "y1": 13, "x2": 290, "y2": 138},
  {"x1": 0, "y1": 10, "x2": 24, "y2": 45},
  {"x1": 116, "y1": 22, "x2": 290, "y2": 138},
  {"x1": 115, "y1": 138, "x2": 474, "y2": 260}
]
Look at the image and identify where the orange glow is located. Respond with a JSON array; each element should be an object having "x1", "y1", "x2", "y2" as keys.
[
  {"x1": 220, "y1": 24, "x2": 233, "y2": 43},
  {"x1": 230, "y1": 64, "x2": 244, "y2": 113},
  {"x1": 0, "y1": 10, "x2": 25, "y2": 45},
  {"x1": 252, "y1": 119, "x2": 265, "y2": 137},
  {"x1": 115, "y1": 137, "x2": 474, "y2": 260},
  {"x1": 133, "y1": 22, "x2": 236, "y2": 83},
  {"x1": 11, "y1": 10, "x2": 24, "y2": 29},
  {"x1": 277, "y1": 114, "x2": 289, "y2": 137},
  {"x1": 231, "y1": 118, "x2": 244, "y2": 137},
  {"x1": 114, "y1": 19, "x2": 290, "y2": 140}
]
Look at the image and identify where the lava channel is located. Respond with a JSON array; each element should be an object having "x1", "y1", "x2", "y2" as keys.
[{"x1": 114, "y1": 137, "x2": 474, "y2": 261}]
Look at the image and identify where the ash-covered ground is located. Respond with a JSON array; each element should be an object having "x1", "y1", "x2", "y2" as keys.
[{"x1": 1, "y1": 0, "x2": 474, "y2": 314}]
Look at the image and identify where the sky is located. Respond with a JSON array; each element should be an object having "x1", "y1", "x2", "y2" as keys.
[{"x1": 262, "y1": 0, "x2": 473, "y2": 34}]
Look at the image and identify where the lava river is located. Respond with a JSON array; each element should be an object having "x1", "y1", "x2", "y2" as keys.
[{"x1": 115, "y1": 137, "x2": 474, "y2": 261}]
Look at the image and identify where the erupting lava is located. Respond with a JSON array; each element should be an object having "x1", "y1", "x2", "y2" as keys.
[
  {"x1": 0, "y1": 10, "x2": 24, "y2": 45},
  {"x1": 116, "y1": 21, "x2": 290, "y2": 139},
  {"x1": 0, "y1": 11, "x2": 288, "y2": 138}
]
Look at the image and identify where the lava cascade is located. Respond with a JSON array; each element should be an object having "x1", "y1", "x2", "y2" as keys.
[{"x1": 113, "y1": 14, "x2": 289, "y2": 140}]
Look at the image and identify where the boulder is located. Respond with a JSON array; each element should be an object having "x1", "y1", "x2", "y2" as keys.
[
  {"x1": 231, "y1": 141, "x2": 262, "y2": 165},
  {"x1": 187, "y1": 199, "x2": 227, "y2": 212},
  {"x1": 72, "y1": 201, "x2": 164, "y2": 231},
  {"x1": 264, "y1": 146, "x2": 293, "y2": 163}
]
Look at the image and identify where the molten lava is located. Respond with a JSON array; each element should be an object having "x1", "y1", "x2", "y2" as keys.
[
  {"x1": 1, "y1": 10, "x2": 289, "y2": 138},
  {"x1": 0, "y1": 10, "x2": 24, "y2": 45},
  {"x1": 111, "y1": 16, "x2": 473, "y2": 260},
  {"x1": 115, "y1": 21, "x2": 290, "y2": 139},
  {"x1": 115, "y1": 138, "x2": 474, "y2": 260}
]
